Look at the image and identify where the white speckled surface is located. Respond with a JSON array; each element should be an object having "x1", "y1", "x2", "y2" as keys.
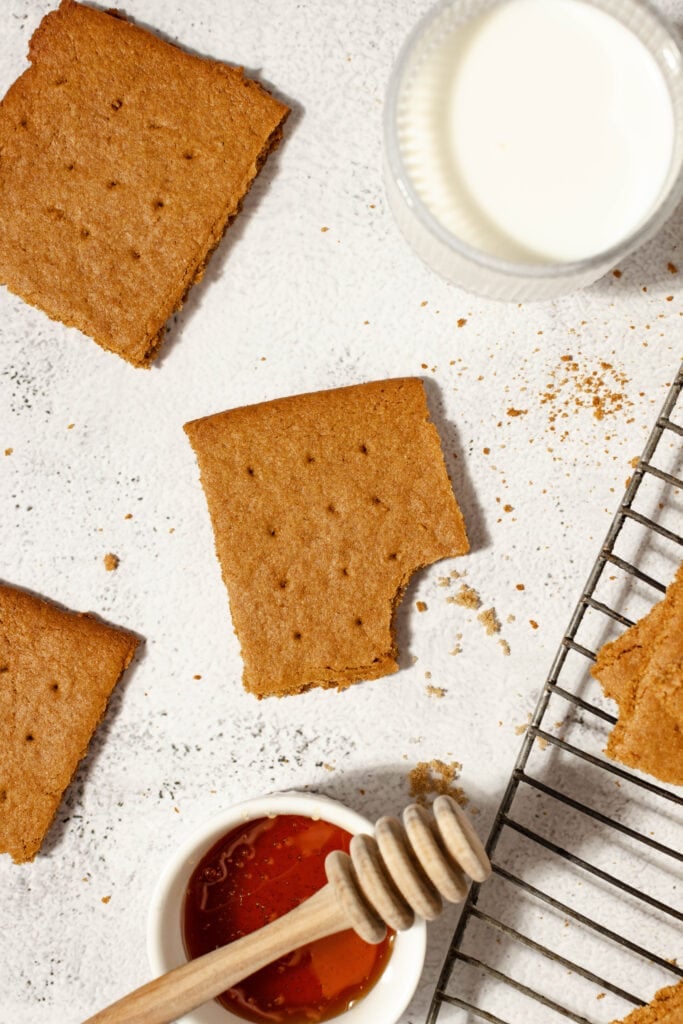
[{"x1": 0, "y1": 2, "x2": 681, "y2": 1022}]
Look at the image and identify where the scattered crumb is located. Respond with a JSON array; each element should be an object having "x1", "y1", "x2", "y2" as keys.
[
  {"x1": 124, "y1": 513, "x2": 133, "y2": 520},
  {"x1": 450, "y1": 569, "x2": 463, "y2": 579},
  {"x1": 536, "y1": 736, "x2": 549, "y2": 751},
  {"x1": 323, "y1": 763, "x2": 335, "y2": 772},
  {"x1": 483, "y1": 447, "x2": 490, "y2": 455},
  {"x1": 409, "y1": 759, "x2": 467, "y2": 807},
  {"x1": 478, "y1": 607, "x2": 501, "y2": 636},
  {"x1": 612, "y1": 269, "x2": 622, "y2": 278},
  {"x1": 193, "y1": 674, "x2": 202, "y2": 680},
  {"x1": 101, "y1": 895, "x2": 111, "y2": 905},
  {"x1": 103, "y1": 553, "x2": 119, "y2": 572},
  {"x1": 437, "y1": 576, "x2": 451, "y2": 587},
  {"x1": 457, "y1": 318, "x2": 467, "y2": 328},
  {"x1": 449, "y1": 583, "x2": 481, "y2": 609},
  {"x1": 516, "y1": 583, "x2": 525, "y2": 591},
  {"x1": 529, "y1": 619, "x2": 539, "y2": 630},
  {"x1": 416, "y1": 600, "x2": 428, "y2": 613},
  {"x1": 449, "y1": 643, "x2": 462, "y2": 656},
  {"x1": 507, "y1": 614, "x2": 516, "y2": 624},
  {"x1": 596, "y1": 993, "x2": 605, "y2": 1001},
  {"x1": 503, "y1": 504, "x2": 514, "y2": 513},
  {"x1": 515, "y1": 713, "x2": 532, "y2": 735},
  {"x1": 667, "y1": 261, "x2": 678, "y2": 274},
  {"x1": 506, "y1": 407, "x2": 528, "y2": 417},
  {"x1": 540, "y1": 356, "x2": 632, "y2": 425},
  {"x1": 67, "y1": 423, "x2": 75, "y2": 430},
  {"x1": 320, "y1": 226, "x2": 329, "y2": 233},
  {"x1": 4, "y1": 448, "x2": 12, "y2": 456},
  {"x1": 426, "y1": 685, "x2": 446, "y2": 699},
  {"x1": 499, "y1": 638, "x2": 511, "y2": 656}
]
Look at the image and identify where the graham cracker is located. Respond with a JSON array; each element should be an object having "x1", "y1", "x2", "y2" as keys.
[
  {"x1": 0, "y1": 0, "x2": 289, "y2": 366},
  {"x1": 184, "y1": 378, "x2": 469, "y2": 697},
  {"x1": 592, "y1": 564, "x2": 683, "y2": 786},
  {"x1": 0, "y1": 583, "x2": 139, "y2": 863},
  {"x1": 611, "y1": 982, "x2": 683, "y2": 1023}
]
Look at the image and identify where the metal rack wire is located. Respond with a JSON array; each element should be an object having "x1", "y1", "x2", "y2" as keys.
[{"x1": 427, "y1": 364, "x2": 683, "y2": 1024}]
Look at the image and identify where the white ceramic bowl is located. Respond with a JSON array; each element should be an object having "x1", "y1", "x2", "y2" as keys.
[{"x1": 147, "y1": 791, "x2": 427, "y2": 1024}]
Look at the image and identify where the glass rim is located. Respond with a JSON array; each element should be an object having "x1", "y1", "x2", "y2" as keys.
[{"x1": 383, "y1": 0, "x2": 683, "y2": 281}]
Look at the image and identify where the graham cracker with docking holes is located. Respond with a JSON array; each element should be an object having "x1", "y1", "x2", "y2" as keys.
[
  {"x1": 184, "y1": 377, "x2": 469, "y2": 697},
  {"x1": 592, "y1": 563, "x2": 683, "y2": 786},
  {"x1": 0, "y1": 0, "x2": 289, "y2": 367},
  {"x1": 0, "y1": 583, "x2": 139, "y2": 863}
]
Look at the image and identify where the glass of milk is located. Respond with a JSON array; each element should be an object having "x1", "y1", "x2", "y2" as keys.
[{"x1": 384, "y1": 0, "x2": 683, "y2": 301}]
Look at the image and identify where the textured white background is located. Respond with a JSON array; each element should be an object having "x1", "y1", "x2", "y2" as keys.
[{"x1": 0, "y1": 1, "x2": 681, "y2": 1022}]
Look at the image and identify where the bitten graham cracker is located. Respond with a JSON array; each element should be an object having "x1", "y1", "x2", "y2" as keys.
[
  {"x1": 591, "y1": 563, "x2": 683, "y2": 786},
  {"x1": 0, "y1": 583, "x2": 139, "y2": 863},
  {"x1": 184, "y1": 378, "x2": 469, "y2": 697},
  {"x1": 0, "y1": 0, "x2": 289, "y2": 366},
  {"x1": 611, "y1": 982, "x2": 683, "y2": 1024}
]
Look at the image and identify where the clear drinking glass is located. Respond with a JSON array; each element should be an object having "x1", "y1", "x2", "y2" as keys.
[{"x1": 383, "y1": 0, "x2": 683, "y2": 301}]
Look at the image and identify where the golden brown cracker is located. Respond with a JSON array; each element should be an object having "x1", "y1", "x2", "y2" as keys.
[
  {"x1": 185, "y1": 378, "x2": 469, "y2": 696},
  {"x1": 0, "y1": 0, "x2": 289, "y2": 366},
  {"x1": 592, "y1": 565, "x2": 683, "y2": 785},
  {"x1": 0, "y1": 583, "x2": 139, "y2": 862},
  {"x1": 611, "y1": 982, "x2": 683, "y2": 1023}
]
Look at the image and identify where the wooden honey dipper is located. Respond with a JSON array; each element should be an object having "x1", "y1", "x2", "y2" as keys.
[{"x1": 83, "y1": 795, "x2": 491, "y2": 1024}]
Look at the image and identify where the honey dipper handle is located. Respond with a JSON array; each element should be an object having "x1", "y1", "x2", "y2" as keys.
[{"x1": 81, "y1": 883, "x2": 348, "y2": 1024}]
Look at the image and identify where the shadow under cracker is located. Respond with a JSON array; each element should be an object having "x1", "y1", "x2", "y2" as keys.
[{"x1": 422, "y1": 375, "x2": 491, "y2": 555}]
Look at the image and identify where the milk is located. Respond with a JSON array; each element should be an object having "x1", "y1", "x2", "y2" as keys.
[{"x1": 397, "y1": 0, "x2": 675, "y2": 264}]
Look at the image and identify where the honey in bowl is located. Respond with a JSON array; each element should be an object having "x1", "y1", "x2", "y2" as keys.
[{"x1": 183, "y1": 814, "x2": 394, "y2": 1023}]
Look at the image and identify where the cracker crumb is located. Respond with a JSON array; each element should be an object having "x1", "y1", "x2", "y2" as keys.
[
  {"x1": 596, "y1": 993, "x2": 605, "y2": 1000},
  {"x1": 516, "y1": 583, "x2": 525, "y2": 591},
  {"x1": 67, "y1": 423, "x2": 75, "y2": 430},
  {"x1": 103, "y1": 553, "x2": 119, "y2": 572},
  {"x1": 499, "y1": 638, "x2": 511, "y2": 656},
  {"x1": 515, "y1": 713, "x2": 532, "y2": 735},
  {"x1": 323, "y1": 763, "x2": 335, "y2": 772},
  {"x1": 612, "y1": 269, "x2": 622, "y2": 278},
  {"x1": 540, "y1": 356, "x2": 631, "y2": 425},
  {"x1": 478, "y1": 607, "x2": 501, "y2": 635},
  {"x1": 536, "y1": 736, "x2": 549, "y2": 751},
  {"x1": 101, "y1": 895, "x2": 111, "y2": 905},
  {"x1": 529, "y1": 619, "x2": 539, "y2": 630},
  {"x1": 449, "y1": 643, "x2": 462, "y2": 656},
  {"x1": 416, "y1": 601, "x2": 428, "y2": 613},
  {"x1": 457, "y1": 318, "x2": 467, "y2": 328},
  {"x1": 426, "y1": 685, "x2": 446, "y2": 699},
  {"x1": 4, "y1": 448, "x2": 12, "y2": 456},
  {"x1": 193, "y1": 674, "x2": 202, "y2": 680},
  {"x1": 506, "y1": 408, "x2": 528, "y2": 417},
  {"x1": 409, "y1": 759, "x2": 467, "y2": 806},
  {"x1": 449, "y1": 584, "x2": 481, "y2": 609},
  {"x1": 320, "y1": 226, "x2": 329, "y2": 232},
  {"x1": 667, "y1": 261, "x2": 678, "y2": 274},
  {"x1": 503, "y1": 504, "x2": 514, "y2": 513},
  {"x1": 124, "y1": 513, "x2": 133, "y2": 520}
]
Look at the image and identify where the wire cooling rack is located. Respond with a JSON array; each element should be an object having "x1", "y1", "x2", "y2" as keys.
[{"x1": 427, "y1": 364, "x2": 683, "y2": 1024}]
